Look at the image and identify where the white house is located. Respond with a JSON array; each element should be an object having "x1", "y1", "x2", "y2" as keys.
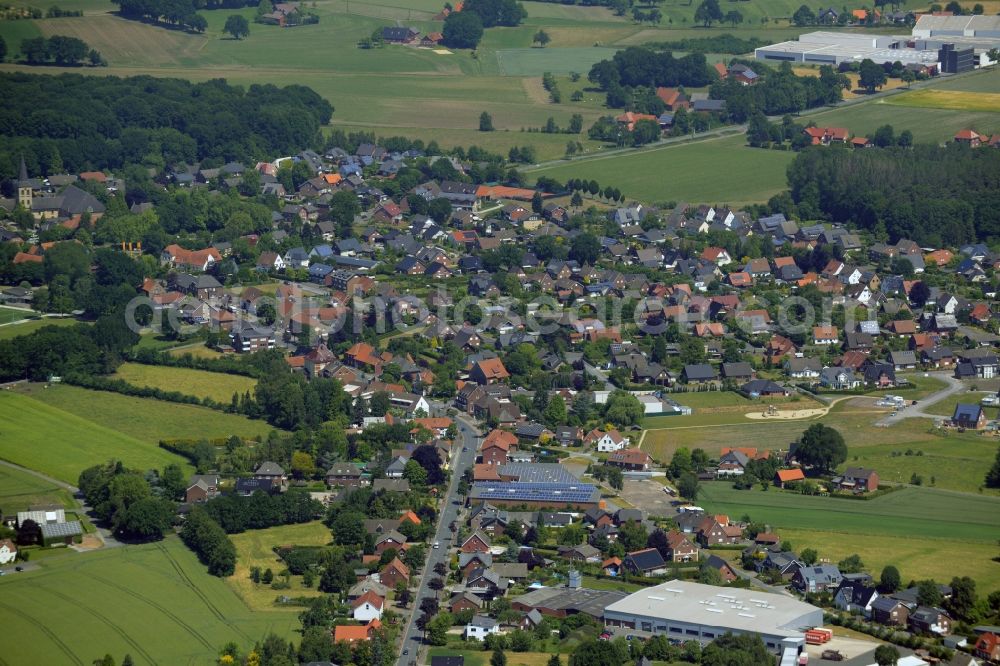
[
  {"x1": 351, "y1": 591, "x2": 384, "y2": 622},
  {"x1": 585, "y1": 428, "x2": 629, "y2": 452},
  {"x1": 464, "y1": 615, "x2": 500, "y2": 641},
  {"x1": 0, "y1": 538, "x2": 16, "y2": 564}
]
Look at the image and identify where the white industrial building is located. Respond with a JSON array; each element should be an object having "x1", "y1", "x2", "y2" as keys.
[
  {"x1": 912, "y1": 14, "x2": 1000, "y2": 39},
  {"x1": 755, "y1": 18, "x2": 1000, "y2": 67},
  {"x1": 755, "y1": 32, "x2": 939, "y2": 66},
  {"x1": 603, "y1": 580, "x2": 824, "y2": 654}
]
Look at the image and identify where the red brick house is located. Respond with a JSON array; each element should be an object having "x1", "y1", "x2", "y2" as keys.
[
  {"x1": 607, "y1": 448, "x2": 653, "y2": 471},
  {"x1": 461, "y1": 531, "x2": 491, "y2": 553},
  {"x1": 697, "y1": 515, "x2": 743, "y2": 546},
  {"x1": 664, "y1": 530, "x2": 699, "y2": 562},
  {"x1": 832, "y1": 467, "x2": 879, "y2": 493},
  {"x1": 480, "y1": 440, "x2": 510, "y2": 466},
  {"x1": 470, "y1": 358, "x2": 510, "y2": 385},
  {"x1": 379, "y1": 557, "x2": 410, "y2": 588},
  {"x1": 974, "y1": 632, "x2": 1000, "y2": 662},
  {"x1": 449, "y1": 591, "x2": 484, "y2": 614}
]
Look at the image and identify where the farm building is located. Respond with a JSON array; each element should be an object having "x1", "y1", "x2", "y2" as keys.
[
  {"x1": 510, "y1": 586, "x2": 628, "y2": 620},
  {"x1": 603, "y1": 580, "x2": 823, "y2": 653}
]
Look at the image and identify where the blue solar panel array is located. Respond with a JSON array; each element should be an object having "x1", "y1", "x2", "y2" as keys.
[{"x1": 470, "y1": 482, "x2": 598, "y2": 503}]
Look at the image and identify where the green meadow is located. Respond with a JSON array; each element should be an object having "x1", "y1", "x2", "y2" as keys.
[
  {"x1": 527, "y1": 133, "x2": 795, "y2": 205},
  {"x1": 698, "y1": 483, "x2": 1000, "y2": 543},
  {"x1": 0, "y1": 385, "x2": 275, "y2": 482},
  {"x1": 112, "y1": 362, "x2": 257, "y2": 404}
]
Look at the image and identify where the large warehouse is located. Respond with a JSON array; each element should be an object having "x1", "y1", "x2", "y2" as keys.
[
  {"x1": 754, "y1": 31, "x2": 940, "y2": 66},
  {"x1": 755, "y1": 18, "x2": 1000, "y2": 67},
  {"x1": 603, "y1": 580, "x2": 823, "y2": 653}
]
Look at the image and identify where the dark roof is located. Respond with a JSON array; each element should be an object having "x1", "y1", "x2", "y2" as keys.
[
  {"x1": 625, "y1": 548, "x2": 666, "y2": 571},
  {"x1": 431, "y1": 658, "x2": 465, "y2": 666},
  {"x1": 683, "y1": 364, "x2": 717, "y2": 381},
  {"x1": 953, "y1": 403, "x2": 983, "y2": 421}
]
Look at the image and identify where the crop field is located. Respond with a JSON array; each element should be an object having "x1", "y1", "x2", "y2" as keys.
[
  {"x1": 113, "y1": 362, "x2": 257, "y2": 403},
  {"x1": 528, "y1": 133, "x2": 795, "y2": 204},
  {"x1": 228, "y1": 522, "x2": 331, "y2": 611},
  {"x1": 698, "y1": 483, "x2": 1000, "y2": 543},
  {"x1": 0, "y1": 390, "x2": 191, "y2": 483},
  {"x1": 0, "y1": 464, "x2": 76, "y2": 514},
  {"x1": 886, "y1": 89, "x2": 1000, "y2": 113},
  {"x1": 0, "y1": 537, "x2": 302, "y2": 666},
  {"x1": 803, "y1": 96, "x2": 1000, "y2": 143},
  {"x1": 15, "y1": 383, "x2": 274, "y2": 444},
  {"x1": 493, "y1": 46, "x2": 620, "y2": 76},
  {"x1": 0, "y1": 0, "x2": 926, "y2": 158},
  {"x1": 778, "y1": 528, "x2": 1000, "y2": 593},
  {"x1": 925, "y1": 67, "x2": 1000, "y2": 93}
]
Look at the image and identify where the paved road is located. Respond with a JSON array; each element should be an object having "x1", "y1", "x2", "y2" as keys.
[
  {"x1": 583, "y1": 362, "x2": 615, "y2": 392},
  {"x1": 875, "y1": 371, "x2": 966, "y2": 426},
  {"x1": 395, "y1": 412, "x2": 480, "y2": 666}
]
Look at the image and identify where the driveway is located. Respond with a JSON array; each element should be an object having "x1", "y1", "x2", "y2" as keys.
[
  {"x1": 875, "y1": 371, "x2": 966, "y2": 425},
  {"x1": 395, "y1": 411, "x2": 480, "y2": 666},
  {"x1": 0, "y1": 459, "x2": 119, "y2": 549}
]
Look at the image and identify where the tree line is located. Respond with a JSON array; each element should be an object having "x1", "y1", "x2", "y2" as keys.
[
  {"x1": 0, "y1": 72, "x2": 332, "y2": 179},
  {"x1": 19, "y1": 35, "x2": 105, "y2": 66},
  {"x1": 784, "y1": 143, "x2": 1000, "y2": 246},
  {"x1": 710, "y1": 60, "x2": 848, "y2": 123},
  {"x1": 588, "y1": 46, "x2": 714, "y2": 112},
  {"x1": 201, "y1": 490, "x2": 324, "y2": 534},
  {"x1": 78, "y1": 460, "x2": 182, "y2": 541}
]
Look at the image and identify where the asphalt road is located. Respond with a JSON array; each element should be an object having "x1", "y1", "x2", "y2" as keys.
[
  {"x1": 875, "y1": 371, "x2": 967, "y2": 425},
  {"x1": 395, "y1": 412, "x2": 480, "y2": 666}
]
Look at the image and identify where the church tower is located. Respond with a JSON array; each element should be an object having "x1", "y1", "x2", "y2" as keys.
[{"x1": 17, "y1": 156, "x2": 33, "y2": 210}]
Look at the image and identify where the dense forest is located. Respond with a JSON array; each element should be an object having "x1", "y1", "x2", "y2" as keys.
[
  {"x1": 0, "y1": 73, "x2": 333, "y2": 178},
  {"x1": 588, "y1": 47, "x2": 714, "y2": 112},
  {"x1": 784, "y1": 144, "x2": 1000, "y2": 246}
]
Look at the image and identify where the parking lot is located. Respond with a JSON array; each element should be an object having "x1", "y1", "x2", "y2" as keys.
[
  {"x1": 619, "y1": 478, "x2": 678, "y2": 517},
  {"x1": 803, "y1": 634, "x2": 880, "y2": 662}
]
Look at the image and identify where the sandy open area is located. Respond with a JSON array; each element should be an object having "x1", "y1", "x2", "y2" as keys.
[{"x1": 745, "y1": 408, "x2": 827, "y2": 420}]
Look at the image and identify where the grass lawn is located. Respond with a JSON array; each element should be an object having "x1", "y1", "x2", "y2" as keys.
[
  {"x1": 920, "y1": 390, "x2": 994, "y2": 417},
  {"x1": 698, "y1": 483, "x2": 1000, "y2": 543},
  {"x1": 429, "y1": 649, "x2": 561, "y2": 666},
  {"x1": 0, "y1": 316, "x2": 79, "y2": 341},
  {"x1": 15, "y1": 383, "x2": 275, "y2": 444},
  {"x1": 527, "y1": 134, "x2": 795, "y2": 205},
  {"x1": 582, "y1": 575, "x2": 647, "y2": 593},
  {"x1": 0, "y1": 537, "x2": 303, "y2": 665},
  {"x1": 228, "y1": 522, "x2": 331, "y2": 611},
  {"x1": 778, "y1": 528, "x2": 1000, "y2": 593},
  {"x1": 0, "y1": 390, "x2": 191, "y2": 483},
  {"x1": 843, "y1": 422, "x2": 1000, "y2": 494},
  {"x1": 0, "y1": 464, "x2": 77, "y2": 513},
  {"x1": 886, "y1": 89, "x2": 1000, "y2": 113},
  {"x1": 113, "y1": 362, "x2": 257, "y2": 403},
  {"x1": 168, "y1": 344, "x2": 226, "y2": 359},
  {"x1": 0, "y1": 307, "x2": 31, "y2": 325}
]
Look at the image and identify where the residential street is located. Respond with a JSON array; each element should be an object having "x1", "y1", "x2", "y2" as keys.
[
  {"x1": 875, "y1": 371, "x2": 967, "y2": 425},
  {"x1": 394, "y1": 412, "x2": 480, "y2": 666}
]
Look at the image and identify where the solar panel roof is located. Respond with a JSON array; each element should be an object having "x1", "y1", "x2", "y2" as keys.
[{"x1": 470, "y1": 482, "x2": 599, "y2": 503}]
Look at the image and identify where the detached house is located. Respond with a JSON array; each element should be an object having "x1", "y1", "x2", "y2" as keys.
[
  {"x1": 585, "y1": 428, "x2": 629, "y2": 452},
  {"x1": 663, "y1": 530, "x2": 699, "y2": 562},
  {"x1": 624, "y1": 548, "x2": 668, "y2": 577},
  {"x1": 832, "y1": 467, "x2": 879, "y2": 493},
  {"x1": 607, "y1": 449, "x2": 653, "y2": 471},
  {"x1": 793, "y1": 564, "x2": 843, "y2": 593}
]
